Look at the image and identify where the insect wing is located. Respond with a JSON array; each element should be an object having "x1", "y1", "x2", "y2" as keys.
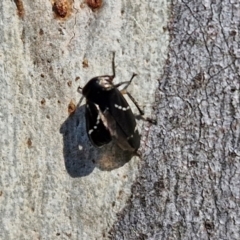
[
  {"x1": 109, "y1": 89, "x2": 140, "y2": 151},
  {"x1": 85, "y1": 100, "x2": 112, "y2": 147}
]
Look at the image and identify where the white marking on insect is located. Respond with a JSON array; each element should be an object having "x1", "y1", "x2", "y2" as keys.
[
  {"x1": 89, "y1": 129, "x2": 94, "y2": 134},
  {"x1": 127, "y1": 134, "x2": 134, "y2": 140},
  {"x1": 122, "y1": 106, "x2": 130, "y2": 111},
  {"x1": 95, "y1": 104, "x2": 117, "y2": 137},
  {"x1": 134, "y1": 125, "x2": 138, "y2": 132},
  {"x1": 94, "y1": 126, "x2": 97, "y2": 129},
  {"x1": 114, "y1": 104, "x2": 130, "y2": 111},
  {"x1": 96, "y1": 114, "x2": 100, "y2": 125}
]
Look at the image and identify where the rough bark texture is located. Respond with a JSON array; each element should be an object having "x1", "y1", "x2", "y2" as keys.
[
  {"x1": 1, "y1": 0, "x2": 239, "y2": 239},
  {"x1": 1, "y1": 0, "x2": 168, "y2": 239},
  {"x1": 110, "y1": 0, "x2": 240, "y2": 239}
]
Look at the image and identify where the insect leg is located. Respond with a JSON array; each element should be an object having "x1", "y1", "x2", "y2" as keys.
[
  {"x1": 116, "y1": 73, "x2": 156, "y2": 123},
  {"x1": 77, "y1": 86, "x2": 83, "y2": 93},
  {"x1": 116, "y1": 73, "x2": 145, "y2": 116},
  {"x1": 124, "y1": 91, "x2": 157, "y2": 123},
  {"x1": 76, "y1": 86, "x2": 84, "y2": 106},
  {"x1": 125, "y1": 89, "x2": 156, "y2": 123},
  {"x1": 114, "y1": 73, "x2": 137, "y2": 89},
  {"x1": 77, "y1": 96, "x2": 84, "y2": 107},
  {"x1": 125, "y1": 92, "x2": 144, "y2": 115}
]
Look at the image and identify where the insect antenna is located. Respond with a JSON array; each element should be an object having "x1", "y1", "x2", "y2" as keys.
[{"x1": 111, "y1": 52, "x2": 116, "y2": 80}]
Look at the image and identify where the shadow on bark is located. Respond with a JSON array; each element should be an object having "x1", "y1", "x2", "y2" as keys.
[{"x1": 60, "y1": 105, "x2": 133, "y2": 177}]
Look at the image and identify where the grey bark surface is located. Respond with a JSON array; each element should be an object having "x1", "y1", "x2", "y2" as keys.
[
  {"x1": 110, "y1": 1, "x2": 240, "y2": 239},
  {"x1": 0, "y1": 0, "x2": 239, "y2": 240},
  {"x1": 1, "y1": 0, "x2": 168, "y2": 239}
]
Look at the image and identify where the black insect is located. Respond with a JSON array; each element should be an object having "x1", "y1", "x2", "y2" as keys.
[{"x1": 81, "y1": 52, "x2": 143, "y2": 153}]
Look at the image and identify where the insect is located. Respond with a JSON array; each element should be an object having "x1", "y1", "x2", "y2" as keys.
[{"x1": 80, "y1": 52, "x2": 143, "y2": 153}]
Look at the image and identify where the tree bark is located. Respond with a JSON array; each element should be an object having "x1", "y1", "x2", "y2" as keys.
[
  {"x1": 110, "y1": 1, "x2": 240, "y2": 239},
  {"x1": 0, "y1": 0, "x2": 239, "y2": 239}
]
